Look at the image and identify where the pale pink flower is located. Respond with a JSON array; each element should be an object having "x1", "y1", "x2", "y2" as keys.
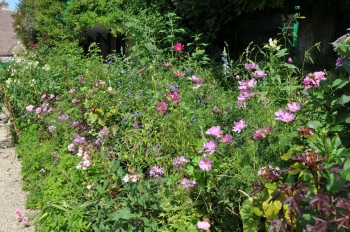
[
  {"x1": 206, "y1": 126, "x2": 223, "y2": 138},
  {"x1": 189, "y1": 75, "x2": 204, "y2": 85},
  {"x1": 173, "y1": 43, "x2": 185, "y2": 52},
  {"x1": 14, "y1": 209, "x2": 21, "y2": 217},
  {"x1": 238, "y1": 78, "x2": 257, "y2": 90},
  {"x1": 199, "y1": 140, "x2": 217, "y2": 155},
  {"x1": 199, "y1": 157, "x2": 212, "y2": 171},
  {"x1": 286, "y1": 102, "x2": 301, "y2": 112},
  {"x1": 173, "y1": 71, "x2": 185, "y2": 78},
  {"x1": 107, "y1": 87, "x2": 113, "y2": 92},
  {"x1": 22, "y1": 217, "x2": 28, "y2": 224},
  {"x1": 68, "y1": 144, "x2": 75, "y2": 152},
  {"x1": 181, "y1": 178, "x2": 196, "y2": 189},
  {"x1": 35, "y1": 107, "x2": 42, "y2": 114},
  {"x1": 87, "y1": 185, "x2": 93, "y2": 189},
  {"x1": 197, "y1": 221, "x2": 211, "y2": 230},
  {"x1": 232, "y1": 120, "x2": 247, "y2": 133},
  {"x1": 41, "y1": 94, "x2": 46, "y2": 99},
  {"x1": 252, "y1": 70, "x2": 267, "y2": 78},
  {"x1": 244, "y1": 63, "x2": 258, "y2": 69},
  {"x1": 221, "y1": 134, "x2": 233, "y2": 144},
  {"x1": 288, "y1": 57, "x2": 293, "y2": 63},
  {"x1": 26, "y1": 105, "x2": 35, "y2": 112},
  {"x1": 163, "y1": 62, "x2": 172, "y2": 67},
  {"x1": 237, "y1": 89, "x2": 254, "y2": 101},
  {"x1": 274, "y1": 109, "x2": 295, "y2": 122},
  {"x1": 70, "y1": 89, "x2": 76, "y2": 93},
  {"x1": 50, "y1": 94, "x2": 55, "y2": 99},
  {"x1": 99, "y1": 80, "x2": 106, "y2": 85},
  {"x1": 253, "y1": 127, "x2": 273, "y2": 140}
]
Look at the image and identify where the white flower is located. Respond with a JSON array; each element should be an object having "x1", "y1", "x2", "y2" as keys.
[{"x1": 122, "y1": 175, "x2": 130, "y2": 183}]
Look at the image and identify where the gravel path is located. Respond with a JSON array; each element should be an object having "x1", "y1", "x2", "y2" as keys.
[{"x1": 0, "y1": 112, "x2": 37, "y2": 232}]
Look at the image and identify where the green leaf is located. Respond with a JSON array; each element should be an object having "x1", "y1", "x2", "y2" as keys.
[
  {"x1": 339, "y1": 94, "x2": 350, "y2": 104},
  {"x1": 281, "y1": 146, "x2": 304, "y2": 161},
  {"x1": 275, "y1": 48, "x2": 288, "y2": 57},
  {"x1": 262, "y1": 199, "x2": 282, "y2": 219},
  {"x1": 89, "y1": 113, "x2": 98, "y2": 123},
  {"x1": 332, "y1": 78, "x2": 347, "y2": 88},
  {"x1": 108, "y1": 208, "x2": 136, "y2": 221},
  {"x1": 307, "y1": 120, "x2": 322, "y2": 129}
]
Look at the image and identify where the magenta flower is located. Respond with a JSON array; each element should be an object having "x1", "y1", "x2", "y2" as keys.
[
  {"x1": 181, "y1": 178, "x2": 196, "y2": 189},
  {"x1": 199, "y1": 140, "x2": 217, "y2": 155},
  {"x1": 232, "y1": 120, "x2": 247, "y2": 133},
  {"x1": 78, "y1": 77, "x2": 85, "y2": 82},
  {"x1": 288, "y1": 57, "x2": 293, "y2": 63},
  {"x1": 173, "y1": 43, "x2": 185, "y2": 52},
  {"x1": 221, "y1": 134, "x2": 233, "y2": 144},
  {"x1": 173, "y1": 71, "x2": 185, "y2": 78},
  {"x1": 244, "y1": 63, "x2": 259, "y2": 69},
  {"x1": 166, "y1": 89, "x2": 181, "y2": 103},
  {"x1": 206, "y1": 126, "x2": 223, "y2": 138},
  {"x1": 26, "y1": 105, "x2": 35, "y2": 112},
  {"x1": 156, "y1": 102, "x2": 167, "y2": 114},
  {"x1": 199, "y1": 157, "x2": 212, "y2": 171},
  {"x1": 22, "y1": 217, "x2": 28, "y2": 224},
  {"x1": 286, "y1": 102, "x2": 301, "y2": 112},
  {"x1": 197, "y1": 221, "x2": 211, "y2": 230},
  {"x1": 238, "y1": 78, "x2": 257, "y2": 90},
  {"x1": 252, "y1": 70, "x2": 267, "y2": 78},
  {"x1": 14, "y1": 209, "x2": 21, "y2": 217}
]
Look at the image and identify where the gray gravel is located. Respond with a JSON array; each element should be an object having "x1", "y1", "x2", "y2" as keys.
[{"x1": 0, "y1": 113, "x2": 37, "y2": 232}]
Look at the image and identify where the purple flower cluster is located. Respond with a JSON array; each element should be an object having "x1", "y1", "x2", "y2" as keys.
[
  {"x1": 181, "y1": 178, "x2": 196, "y2": 189},
  {"x1": 149, "y1": 165, "x2": 164, "y2": 178}
]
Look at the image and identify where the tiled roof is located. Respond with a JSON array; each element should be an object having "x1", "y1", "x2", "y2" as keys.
[{"x1": 0, "y1": 8, "x2": 18, "y2": 56}]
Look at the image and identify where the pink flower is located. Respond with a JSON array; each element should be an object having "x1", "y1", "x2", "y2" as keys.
[
  {"x1": 302, "y1": 71, "x2": 327, "y2": 90},
  {"x1": 199, "y1": 140, "x2": 217, "y2": 155},
  {"x1": 238, "y1": 78, "x2": 257, "y2": 90},
  {"x1": 173, "y1": 43, "x2": 185, "y2": 52},
  {"x1": 134, "y1": 120, "x2": 139, "y2": 130},
  {"x1": 173, "y1": 71, "x2": 185, "y2": 78},
  {"x1": 244, "y1": 63, "x2": 258, "y2": 69},
  {"x1": 156, "y1": 102, "x2": 167, "y2": 114},
  {"x1": 138, "y1": 67, "x2": 146, "y2": 73},
  {"x1": 14, "y1": 209, "x2": 21, "y2": 217},
  {"x1": 197, "y1": 221, "x2": 211, "y2": 230},
  {"x1": 288, "y1": 57, "x2": 293, "y2": 63},
  {"x1": 87, "y1": 185, "x2": 93, "y2": 189},
  {"x1": 221, "y1": 134, "x2": 233, "y2": 144},
  {"x1": 70, "y1": 89, "x2": 76, "y2": 93},
  {"x1": 189, "y1": 75, "x2": 204, "y2": 85},
  {"x1": 206, "y1": 126, "x2": 223, "y2": 138},
  {"x1": 166, "y1": 89, "x2": 181, "y2": 103},
  {"x1": 252, "y1": 70, "x2": 267, "y2": 78},
  {"x1": 50, "y1": 94, "x2": 55, "y2": 99},
  {"x1": 22, "y1": 217, "x2": 28, "y2": 224},
  {"x1": 163, "y1": 62, "x2": 172, "y2": 67},
  {"x1": 232, "y1": 120, "x2": 247, "y2": 133},
  {"x1": 274, "y1": 109, "x2": 295, "y2": 122},
  {"x1": 79, "y1": 77, "x2": 85, "y2": 82},
  {"x1": 286, "y1": 102, "x2": 301, "y2": 112},
  {"x1": 107, "y1": 87, "x2": 113, "y2": 92},
  {"x1": 26, "y1": 105, "x2": 35, "y2": 112},
  {"x1": 35, "y1": 107, "x2": 42, "y2": 114},
  {"x1": 149, "y1": 165, "x2": 164, "y2": 178},
  {"x1": 199, "y1": 157, "x2": 212, "y2": 171},
  {"x1": 253, "y1": 127, "x2": 273, "y2": 140},
  {"x1": 99, "y1": 80, "x2": 106, "y2": 85},
  {"x1": 41, "y1": 94, "x2": 46, "y2": 99},
  {"x1": 237, "y1": 89, "x2": 254, "y2": 101},
  {"x1": 68, "y1": 144, "x2": 75, "y2": 152}
]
